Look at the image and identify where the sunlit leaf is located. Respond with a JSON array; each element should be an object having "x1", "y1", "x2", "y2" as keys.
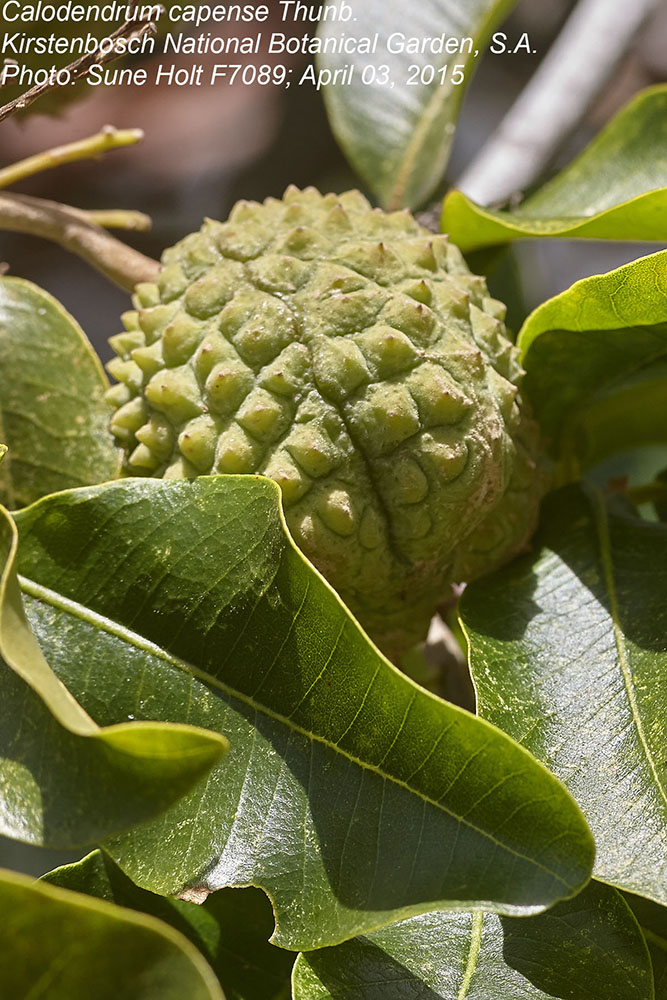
[
  {"x1": 0, "y1": 505, "x2": 228, "y2": 847},
  {"x1": 517, "y1": 249, "x2": 667, "y2": 470},
  {"x1": 318, "y1": 0, "x2": 518, "y2": 209},
  {"x1": 0, "y1": 867, "x2": 223, "y2": 999},
  {"x1": 461, "y1": 485, "x2": 667, "y2": 905},
  {"x1": 13, "y1": 475, "x2": 594, "y2": 949},
  {"x1": 293, "y1": 880, "x2": 653, "y2": 1000},
  {"x1": 0, "y1": 277, "x2": 119, "y2": 508},
  {"x1": 442, "y1": 86, "x2": 667, "y2": 251}
]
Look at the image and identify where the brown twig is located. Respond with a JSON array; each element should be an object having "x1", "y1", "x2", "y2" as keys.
[
  {"x1": 0, "y1": 191, "x2": 159, "y2": 290},
  {"x1": 0, "y1": 15, "x2": 157, "y2": 123}
]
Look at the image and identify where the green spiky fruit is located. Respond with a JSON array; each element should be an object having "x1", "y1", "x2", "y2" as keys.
[{"x1": 107, "y1": 187, "x2": 547, "y2": 659}]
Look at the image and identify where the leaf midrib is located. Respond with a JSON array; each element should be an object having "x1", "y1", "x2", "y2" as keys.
[
  {"x1": 592, "y1": 492, "x2": 667, "y2": 810},
  {"x1": 388, "y1": 0, "x2": 514, "y2": 209},
  {"x1": 456, "y1": 911, "x2": 483, "y2": 1000},
  {"x1": 19, "y1": 572, "x2": 577, "y2": 891},
  {"x1": 389, "y1": 66, "x2": 454, "y2": 210}
]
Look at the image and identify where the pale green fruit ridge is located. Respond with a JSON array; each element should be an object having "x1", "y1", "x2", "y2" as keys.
[{"x1": 106, "y1": 186, "x2": 546, "y2": 657}]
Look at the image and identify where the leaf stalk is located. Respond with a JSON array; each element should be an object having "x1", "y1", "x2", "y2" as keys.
[
  {"x1": 0, "y1": 127, "x2": 145, "y2": 190},
  {"x1": 0, "y1": 191, "x2": 158, "y2": 291}
]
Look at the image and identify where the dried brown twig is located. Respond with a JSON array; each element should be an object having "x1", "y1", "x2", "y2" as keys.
[{"x1": 0, "y1": 14, "x2": 157, "y2": 123}]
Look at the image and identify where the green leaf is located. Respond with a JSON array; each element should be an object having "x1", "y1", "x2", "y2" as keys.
[
  {"x1": 461, "y1": 485, "x2": 667, "y2": 905},
  {"x1": 442, "y1": 85, "x2": 667, "y2": 251},
  {"x1": 0, "y1": 504, "x2": 228, "y2": 847},
  {"x1": 317, "y1": 0, "x2": 518, "y2": 210},
  {"x1": 44, "y1": 851, "x2": 294, "y2": 1000},
  {"x1": 516, "y1": 249, "x2": 667, "y2": 470},
  {"x1": 12, "y1": 475, "x2": 594, "y2": 950},
  {"x1": 0, "y1": 277, "x2": 119, "y2": 508},
  {"x1": 623, "y1": 892, "x2": 667, "y2": 999},
  {"x1": 293, "y1": 880, "x2": 653, "y2": 1000},
  {"x1": 0, "y1": 867, "x2": 223, "y2": 999}
]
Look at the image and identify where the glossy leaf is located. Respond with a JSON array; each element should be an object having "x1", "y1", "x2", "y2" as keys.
[
  {"x1": 461, "y1": 485, "x2": 667, "y2": 905},
  {"x1": 0, "y1": 505, "x2": 228, "y2": 847},
  {"x1": 442, "y1": 86, "x2": 667, "y2": 251},
  {"x1": 0, "y1": 867, "x2": 223, "y2": 999},
  {"x1": 0, "y1": 277, "x2": 119, "y2": 508},
  {"x1": 12, "y1": 476, "x2": 594, "y2": 950},
  {"x1": 44, "y1": 850, "x2": 294, "y2": 1000},
  {"x1": 293, "y1": 880, "x2": 653, "y2": 1000},
  {"x1": 516, "y1": 249, "x2": 667, "y2": 468},
  {"x1": 624, "y1": 892, "x2": 667, "y2": 999},
  {"x1": 317, "y1": 0, "x2": 518, "y2": 210}
]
